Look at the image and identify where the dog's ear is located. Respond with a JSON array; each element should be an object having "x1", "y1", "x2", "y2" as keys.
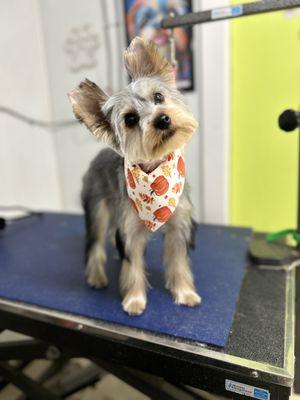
[
  {"x1": 124, "y1": 37, "x2": 175, "y2": 86},
  {"x1": 68, "y1": 79, "x2": 120, "y2": 153}
]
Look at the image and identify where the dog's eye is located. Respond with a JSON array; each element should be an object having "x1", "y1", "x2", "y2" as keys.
[
  {"x1": 154, "y1": 92, "x2": 164, "y2": 104},
  {"x1": 124, "y1": 112, "x2": 139, "y2": 128}
]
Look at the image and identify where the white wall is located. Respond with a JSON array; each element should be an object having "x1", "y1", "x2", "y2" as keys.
[
  {"x1": 0, "y1": 0, "x2": 229, "y2": 224},
  {"x1": 0, "y1": 0, "x2": 61, "y2": 210},
  {"x1": 38, "y1": 0, "x2": 111, "y2": 211},
  {"x1": 199, "y1": 0, "x2": 230, "y2": 224},
  {"x1": 38, "y1": 0, "x2": 203, "y2": 219}
]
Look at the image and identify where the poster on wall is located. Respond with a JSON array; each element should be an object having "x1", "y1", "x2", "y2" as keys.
[{"x1": 124, "y1": 0, "x2": 194, "y2": 91}]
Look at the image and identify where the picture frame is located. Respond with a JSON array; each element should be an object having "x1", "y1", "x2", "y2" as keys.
[{"x1": 124, "y1": 0, "x2": 194, "y2": 91}]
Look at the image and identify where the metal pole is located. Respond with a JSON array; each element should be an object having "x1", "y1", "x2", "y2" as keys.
[
  {"x1": 278, "y1": 110, "x2": 300, "y2": 248},
  {"x1": 297, "y1": 127, "x2": 300, "y2": 245},
  {"x1": 162, "y1": 0, "x2": 300, "y2": 29}
]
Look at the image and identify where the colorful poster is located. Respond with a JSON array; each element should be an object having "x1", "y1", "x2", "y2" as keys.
[{"x1": 124, "y1": 0, "x2": 194, "y2": 90}]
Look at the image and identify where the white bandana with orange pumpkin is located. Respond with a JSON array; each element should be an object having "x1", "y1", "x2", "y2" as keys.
[{"x1": 124, "y1": 149, "x2": 185, "y2": 232}]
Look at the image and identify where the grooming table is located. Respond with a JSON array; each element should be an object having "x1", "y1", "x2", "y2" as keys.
[{"x1": 0, "y1": 213, "x2": 295, "y2": 399}]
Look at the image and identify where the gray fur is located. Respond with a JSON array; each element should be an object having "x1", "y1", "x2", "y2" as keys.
[
  {"x1": 70, "y1": 37, "x2": 201, "y2": 315},
  {"x1": 81, "y1": 147, "x2": 194, "y2": 259},
  {"x1": 101, "y1": 77, "x2": 192, "y2": 162}
]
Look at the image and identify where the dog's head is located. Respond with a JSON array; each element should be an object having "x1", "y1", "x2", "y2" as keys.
[{"x1": 69, "y1": 37, "x2": 198, "y2": 163}]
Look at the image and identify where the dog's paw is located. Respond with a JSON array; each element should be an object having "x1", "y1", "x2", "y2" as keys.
[
  {"x1": 86, "y1": 247, "x2": 108, "y2": 288},
  {"x1": 86, "y1": 268, "x2": 108, "y2": 288},
  {"x1": 173, "y1": 287, "x2": 201, "y2": 307},
  {"x1": 122, "y1": 293, "x2": 146, "y2": 316},
  {"x1": 85, "y1": 258, "x2": 108, "y2": 288}
]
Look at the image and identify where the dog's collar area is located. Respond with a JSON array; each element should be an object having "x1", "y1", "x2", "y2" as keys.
[
  {"x1": 124, "y1": 148, "x2": 186, "y2": 231},
  {"x1": 138, "y1": 159, "x2": 164, "y2": 174}
]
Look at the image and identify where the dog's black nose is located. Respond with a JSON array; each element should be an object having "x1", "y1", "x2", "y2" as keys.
[{"x1": 154, "y1": 114, "x2": 171, "y2": 130}]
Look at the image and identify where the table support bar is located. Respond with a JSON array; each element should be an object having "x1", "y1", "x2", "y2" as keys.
[{"x1": 162, "y1": 0, "x2": 300, "y2": 28}]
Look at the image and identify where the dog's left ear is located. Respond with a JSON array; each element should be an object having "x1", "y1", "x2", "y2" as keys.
[
  {"x1": 68, "y1": 79, "x2": 120, "y2": 153},
  {"x1": 124, "y1": 37, "x2": 175, "y2": 86}
]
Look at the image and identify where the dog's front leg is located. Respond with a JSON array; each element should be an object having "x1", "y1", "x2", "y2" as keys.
[
  {"x1": 119, "y1": 207, "x2": 149, "y2": 316},
  {"x1": 164, "y1": 199, "x2": 201, "y2": 307}
]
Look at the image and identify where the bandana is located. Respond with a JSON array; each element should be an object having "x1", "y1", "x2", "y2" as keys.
[{"x1": 124, "y1": 149, "x2": 185, "y2": 232}]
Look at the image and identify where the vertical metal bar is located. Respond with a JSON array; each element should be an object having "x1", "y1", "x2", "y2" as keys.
[{"x1": 297, "y1": 128, "x2": 300, "y2": 245}]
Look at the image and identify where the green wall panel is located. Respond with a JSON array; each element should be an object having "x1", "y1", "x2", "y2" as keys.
[{"x1": 230, "y1": 2, "x2": 300, "y2": 231}]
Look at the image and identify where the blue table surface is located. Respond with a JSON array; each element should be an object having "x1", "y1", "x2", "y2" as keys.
[{"x1": 0, "y1": 213, "x2": 252, "y2": 347}]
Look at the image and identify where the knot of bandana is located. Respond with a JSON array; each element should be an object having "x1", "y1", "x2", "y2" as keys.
[{"x1": 124, "y1": 148, "x2": 185, "y2": 231}]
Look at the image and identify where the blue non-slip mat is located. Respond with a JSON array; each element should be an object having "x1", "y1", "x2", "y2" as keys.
[{"x1": 0, "y1": 213, "x2": 251, "y2": 347}]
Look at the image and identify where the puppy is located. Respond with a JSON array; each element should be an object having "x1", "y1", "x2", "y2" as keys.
[{"x1": 69, "y1": 37, "x2": 200, "y2": 315}]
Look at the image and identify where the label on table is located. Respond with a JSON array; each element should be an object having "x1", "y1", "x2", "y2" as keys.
[
  {"x1": 211, "y1": 5, "x2": 243, "y2": 20},
  {"x1": 225, "y1": 379, "x2": 270, "y2": 399}
]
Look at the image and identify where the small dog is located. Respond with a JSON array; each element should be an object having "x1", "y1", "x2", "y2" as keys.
[{"x1": 69, "y1": 37, "x2": 200, "y2": 315}]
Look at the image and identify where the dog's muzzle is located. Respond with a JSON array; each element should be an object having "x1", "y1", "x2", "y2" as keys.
[{"x1": 154, "y1": 114, "x2": 171, "y2": 130}]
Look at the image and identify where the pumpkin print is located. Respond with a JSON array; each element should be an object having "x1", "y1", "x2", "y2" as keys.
[
  {"x1": 135, "y1": 198, "x2": 143, "y2": 211},
  {"x1": 127, "y1": 168, "x2": 136, "y2": 189},
  {"x1": 130, "y1": 199, "x2": 138, "y2": 214},
  {"x1": 177, "y1": 156, "x2": 185, "y2": 177},
  {"x1": 124, "y1": 148, "x2": 185, "y2": 232},
  {"x1": 144, "y1": 220, "x2": 156, "y2": 230},
  {"x1": 139, "y1": 193, "x2": 153, "y2": 204},
  {"x1": 154, "y1": 206, "x2": 172, "y2": 223},
  {"x1": 132, "y1": 166, "x2": 141, "y2": 182},
  {"x1": 172, "y1": 182, "x2": 182, "y2": 194},
  {"x1": 162, "y1": 165, "x2": 171, "y2": 177},
  {"x1": 150, "y1": 175, "x2": 169, "y2": 196},
  {"x1": 168, "y1": 198, "x2": 176, "y2": 208}
]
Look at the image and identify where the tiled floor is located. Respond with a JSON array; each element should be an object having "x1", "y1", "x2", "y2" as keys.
[
  {"x1": 68, "y1": 374, "x2": 150, "y2": 400},
  {"x1": 0, "y1": 371, "x2": 149, "y2": 400},
  {"x1": 0, "y1": 366, "x2": 221, "y2": 400}
]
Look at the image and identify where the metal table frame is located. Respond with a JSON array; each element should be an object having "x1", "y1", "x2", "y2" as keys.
[{"x1": 0, "y1": 266, "x2": 295, "y2": 399}]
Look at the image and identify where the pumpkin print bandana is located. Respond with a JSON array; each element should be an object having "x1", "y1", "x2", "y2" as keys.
[{"x1": 124, "y1": 149, "x2": 185, "y2": 232}]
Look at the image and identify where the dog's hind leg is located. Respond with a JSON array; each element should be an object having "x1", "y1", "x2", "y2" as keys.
[{"x1": 84, "y1": 199, "x2": 109, "y2": 288}]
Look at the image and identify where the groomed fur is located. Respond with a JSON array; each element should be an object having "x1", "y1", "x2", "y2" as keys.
[{"x1": 70, "y1": 37, "x2": 200, "y2": 315}]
